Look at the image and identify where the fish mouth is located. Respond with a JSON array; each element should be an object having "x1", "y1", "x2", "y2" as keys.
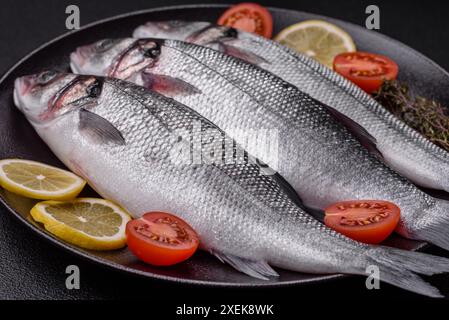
[
  {"x1": 13, "y1": 76, "x2": 33, "y2": 113},
  {"x1": 70, "y1": 55, "x2": 82, "y2": 73},
  {"x1": 13, "y1": 86, "x2": 21, "y2": 110},
  {"x1": 14, "y1": 76, "x2": 34, "y2": 96},
  {"x1": 70, "y1": 45, "x2": 92, "y2": 71},
  {"x1": 133, "y1": 25, "x2": 152, "y2": 38},
  {"x1": 13, "y1": 76, "x2": 37, "y2": 119}
]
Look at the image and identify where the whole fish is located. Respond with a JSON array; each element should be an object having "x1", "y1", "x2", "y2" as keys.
[
  {"x1": 70, "y1": 38, "x2": 449, "y2": 251},
  {"x1": 133, "y1": 20, "x2": 449, "y2": 193},
  {"x1": 13, "y1": 71, "x2": 449, "y2": 297}
]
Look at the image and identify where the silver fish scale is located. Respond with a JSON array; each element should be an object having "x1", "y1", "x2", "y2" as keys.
[
  {"x1": 109, "y1": 79, "x2": 330, "y2": 226},
  {"x1": 135, "y1": 23, "x2": 449, "y2": 190},
  {"x1": 152, "y1": 40, "x2": 437, "y2": 235},
  {"x1": 17, "y1": 70, "x2": 449, "y2": 294},
  {"x1": 84, "y1": 79, "x2": 367, "y2": 271},
  {"x1": 155, "y1": 42, "x2": 363, "y2": 162},
  {"x1": 227, "y1": 32, "x2": 449, "y2": 189}
]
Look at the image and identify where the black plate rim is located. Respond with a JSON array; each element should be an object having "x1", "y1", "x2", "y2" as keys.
[{"x1": 0, "y1": 3, "x2": 431, "y2": 287}]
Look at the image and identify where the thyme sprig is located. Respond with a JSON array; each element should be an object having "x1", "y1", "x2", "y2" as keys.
[{"x1": 373, "y1": 80, "x2": 449, "y2": 151}]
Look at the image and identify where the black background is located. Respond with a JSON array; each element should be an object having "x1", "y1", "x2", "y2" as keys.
[{"x1": 1, "y1": 0, "x2": 449, "y2": 303}]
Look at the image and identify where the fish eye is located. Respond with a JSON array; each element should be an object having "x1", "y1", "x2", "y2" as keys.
[
  {"x1": 224, "y1": 28, "x2": 238, "y2": 38},
  {"x1": 143, "y1": 48, "x2": 160, "y2": 58},
  {"x1": 85, "y1": 79, "x2": 102, "y2": 97},
  {"x1": 142, "y1": 43, "x2": 161, "y2": 58},
  {"x1": 36, "y1": 71, "x2": 57, "y2": 85},
  {"x1": 96, "y1": 39, "x2": 115, "y2": 52}
]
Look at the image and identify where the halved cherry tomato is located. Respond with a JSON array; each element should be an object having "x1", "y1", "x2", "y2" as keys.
[
  {"x1": 218, "y1": 3, "x2": 273, "y2": 38},
  {"x1": 324, "y1": 200, "x2": 401, "y2": 244},
  {"x1": 333, "y1": 52, "x2": 399, "y2": 93},
  {"x1": 126, "y1": 212, "x2": 199, "y2": 266}
]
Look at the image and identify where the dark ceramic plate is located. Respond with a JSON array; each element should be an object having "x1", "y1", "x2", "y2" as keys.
[{"x1": 0, "y1": 4, "x2": 447, "y2": 287}]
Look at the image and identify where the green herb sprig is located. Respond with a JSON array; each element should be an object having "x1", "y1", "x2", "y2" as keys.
[{"x1": 373, "y1": 80, "x2": 449, "y2": 151}]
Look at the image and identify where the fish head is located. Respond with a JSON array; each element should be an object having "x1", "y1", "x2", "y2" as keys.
[
  {"x1": 70, "y1": 38, "x2": 135, "y2": 76},
  {"x1": 133, "y1": 20, "x2": 238, "y2": 46},
  {"x1": 133, "y1": 21, "x2": 213, "y2": 41},
  {"x1": 71, "y1": 38, "x2": 162, "y2": 80},
  {"x1": 14, "y1": 71, "x2": 104, "y2": 123}
]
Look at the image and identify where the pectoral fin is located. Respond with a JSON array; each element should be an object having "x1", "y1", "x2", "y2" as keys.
[
  {"x1": 79, "y1": 109, "x2": 125, "y2": 145},
  {"x1": 141, "y1": 72, "x2": 201, "y2": 98},
  {"x1": 212, "y1": 250, "x2": 279, "y2": 280}
]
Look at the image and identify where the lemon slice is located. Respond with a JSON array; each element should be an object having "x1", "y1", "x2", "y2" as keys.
[
  {"x1": 31, "y1": 198, "x2": 131, "y2": 250},
  {"x1": 274, "y1": 20, "x2": 356, "y2": 68},
  {"x1": 0, "y1": 159, "x2": 86, "y2": 200}
]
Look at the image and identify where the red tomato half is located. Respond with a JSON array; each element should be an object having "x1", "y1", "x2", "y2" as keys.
[
  {"x1": 218, "y1": 3, "x2": 273, "y2": 38},
  {"x1": 333, "y1": 52, "x2": 399, "y2": 93},
  {"x1": 126, "y1": 212, "x2": 199, "y2": 266},
  {"x1": 324, "y1": 200, "x2": 401, "y2": 244}
]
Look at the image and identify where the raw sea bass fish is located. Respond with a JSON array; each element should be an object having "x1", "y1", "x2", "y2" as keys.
[
  {"x1": 70, "y1": 38, "x2": 449, "y2": 251},
  {"x1": 13, "y1": 71, "x2": 449, "y2": 297},
  {"x1": 133, "y1": 21, "x2": 449, "y2": 193}
]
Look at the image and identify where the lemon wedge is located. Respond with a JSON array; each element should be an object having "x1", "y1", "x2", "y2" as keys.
[
  {"x1": 0, "y1": 159, "x2": 86, "y2": 200},
  {"x1": 31, "y1": 198, "x2": 131, "y2": 250},
  {"x1": 274, "y1": 20, "x2": 356, "y2": 68}
]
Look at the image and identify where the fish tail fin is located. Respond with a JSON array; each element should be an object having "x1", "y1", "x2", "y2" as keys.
[
  {"x1": 211, "y1": 250, "x2": 279, "y2": 280},
  {"x1": 364, "y1": 246, "x2": 449, "y2": 297},
  {"x1": 405, "y1": 198, "x2": 449, "y2": 251}
]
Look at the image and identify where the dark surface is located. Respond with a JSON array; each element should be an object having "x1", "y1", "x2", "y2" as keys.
[
  {"x1": 1, "y1": 0, "x2": 449, "y2": 301},
  {"x1": 1, "y1": 4, "x2": 439, "y2": 290}
]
